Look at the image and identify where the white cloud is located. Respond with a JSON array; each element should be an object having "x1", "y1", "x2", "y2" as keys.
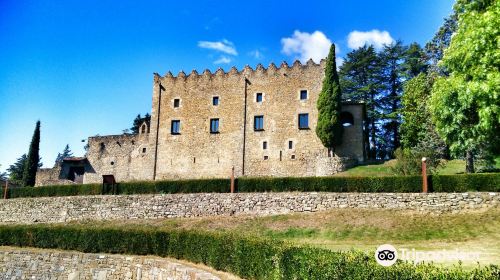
[
  {"x1": 198, "y1": 39, "x2": 238, "y2": 55},
  {"x1": 281, "y1": 30, "x2": 334, "y2": 63},
  {"x1": 249, "y1": 50, "x2": 263, "y2": 59},
  {"x1": 214, "y1": 56, "x2": 231, "y2": 64},
  {"x1": 347, "y1": 30, "x2": 394, "y2": 49}
]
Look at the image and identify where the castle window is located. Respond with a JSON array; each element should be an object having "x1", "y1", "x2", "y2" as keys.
[
  {"x1": 254, "y1": 115, "x2": 264, "y2": 131},
  {"x1": 142, "y1": 148, "x2": 146, "y2": 153},
  {"x1": 264, "y1": 155, "x2": 269, "y2": 160},
  {"x1": 210, "y1": 118, "x2": 219, "y2": 133},
  {"x1": 300, "y1": 90, "x2": 308, "y2": 100},
  {"x1": 171, "y1": 120, "x2": 181, "y2": 134},
  {"x1": 291, "y1": 154, "x2": 296, "y2": 159},
  {"x1": 288, "y1": 141, "x2": 293, "y2": 149},
  {"x1": 141, "y1": 124, "x2": 146, "y2": 134},
  {"x1": 263, "y1": 141, "x2": 267, "y2": 150},
  {"x1": 256, "y1": 93, "x2": 263, "y2": 102},
  {"x1": 213, "y1": 96, "x2": 219, "y2": 106},
  {"x1": 173, "y1": 99, "x2": 180, "y2": 108},
  {"x1": 340, "y1": 112, "x2": 354, "y2": 127},
  {"x1": 298, "y1": 114, "x2": 309, "y2": 129}
]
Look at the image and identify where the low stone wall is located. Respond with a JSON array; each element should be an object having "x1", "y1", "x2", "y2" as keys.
[
  {"x1": 0, "y1": 192, "x2": 498, "y2": 224},
  {"x1": 0, "y1": 247, "x2": 222, "y2": 280}
]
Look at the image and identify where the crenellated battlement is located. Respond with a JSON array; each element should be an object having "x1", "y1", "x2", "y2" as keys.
[{"x1": 159, "y1": 59, "x2": 325, "y2": 81}]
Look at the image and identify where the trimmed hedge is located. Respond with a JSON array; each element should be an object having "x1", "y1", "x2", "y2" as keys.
[
  {"x1": 0, "y1": 224, "x2": 497, "y2": 279},
  {"x1": 8, "y1": 183, "x2": 102, "y2": 198},
  {"x1": 431, "y1": 173, "x2": 500, "y2": 192},
  {"x1": 5, "y1": 173, "x2": 499, "y2": 198},
  {"x1": 237, "y1": 176, "x2": 422, "y2": 192}
]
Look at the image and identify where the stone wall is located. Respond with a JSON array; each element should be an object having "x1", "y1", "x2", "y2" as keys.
[
  {"x1": 84, "y1": 133, "x2": 153, "y2": 184},
  {"x1": 0, "y1": 192, "x2": 498, "y2": 224},
  {"x1": 0, "y1": 247, "x2": 223, "y2": 280},
  {"x1": 152, "y1": 61, "x2": 366, "y2": 180}
]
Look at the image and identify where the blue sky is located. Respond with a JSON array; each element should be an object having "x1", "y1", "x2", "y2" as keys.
[{"x1": 0, "y1": 0, "x2": 454, "y2": 172}]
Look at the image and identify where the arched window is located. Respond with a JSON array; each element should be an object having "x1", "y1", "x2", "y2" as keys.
[
  {"x1": 141, "y1": 124, "x2": 146, "y2": 134},
  {"x1": 340, "y1": 112, "x2": 354, "y2": 127}
]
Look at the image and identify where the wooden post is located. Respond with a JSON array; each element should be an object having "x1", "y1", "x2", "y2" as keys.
[
  {"x1": 3, "y1": 180, "x2": 8, "y2": 199},
  {"x1": 422, "y1": 157, "x2": 428, "y2": 193},
  {"x1": 230, "y1": 166, "x2": 235, "y2": 193}
]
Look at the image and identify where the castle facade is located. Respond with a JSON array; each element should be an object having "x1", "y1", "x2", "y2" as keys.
[{"x1": 36, "y1": 60, "x2": 366, "y2": 186}]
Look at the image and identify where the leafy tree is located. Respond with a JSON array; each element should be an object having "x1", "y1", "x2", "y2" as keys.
[
  {"x1": 54, "y1": 144, "x2": 73, "y2": 166},
  {"x1": 316, "y1": 44, "x2": 343, "y2": 152},
  {"x1": 7, "y1": 154, "x2": 27, "y2": 185},
  {"x1": 22, "y1": 120, "x2": 41, "y2": 186},
  {"x1": 404, "y1": 43, "x2": 428, "y2": 79},
  {"x1": 378, "y1": 41, "x2": 407, "y2": 156},
  {"x1": 430, "y1": 0, "x2": 500, "y2": 173},
  {"x1": 425, "y1": 14, "x2": 458, "y2": 73},
  {"x1": 339, "y1": 45, "x2": 382, "y2": 159},
  {"x1": 400, "y1": 73, "x2": 434, "y2": 148},
  {"x1": 0, "y1": 165, "x2": 7, "y2": 181},
  {"x1": 130, "y1": 113, "x2": 151, "y2": 134}
]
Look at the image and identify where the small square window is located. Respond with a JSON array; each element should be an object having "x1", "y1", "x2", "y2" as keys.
[
  {"x1": 171, "y1": 120, "x2": 180, "y2": 134},
  {"x1": 263, "y1": 141, "x2": 267, "y2": 150},
  {"x1": 210, "y1": 118, "x2": 219, "y2": 133},
  {"x1": 298, "y1": 114, "x2": 309, "y2": 129},
  {"x1": 300, "y1": 90, "x2": 308, "y2": 100},
  {"x1": 213, "y1": 96, "x2": 219, "y2": 106},
  {"x1": 291, "y1": 154, "x2": 296, "y2": 159},
  {"x1": 288, "y1": 141, "x2": 293, "y2": 149},
  {"x1": 254, "y1": 115, "x2": 264, "y2": 131},
  {"x1": 256, "y1": 93, "x2": 263, "y2": 102},
  {"x1": 264, "y1": 155, "x2": 269, "y2": 160},
  {"x1": 174, "y1": 99, "x2": 180, "y2": 108}
]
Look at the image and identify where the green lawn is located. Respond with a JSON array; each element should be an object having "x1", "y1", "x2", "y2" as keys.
[{"x1": 336, "y1": 157, "x2": 500, "y2": 177}]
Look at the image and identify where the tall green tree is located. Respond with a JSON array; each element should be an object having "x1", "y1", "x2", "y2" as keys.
[
  {"x1": 379, "y1": 41, "x2": 407, "y2": 156},
  {"x1": 22, "y1": 120, "x2": 41, "y2": 186},
  {"x1": 7, "y1": 154, "x2": 27, "y2": 185},
  {"x1": 130, "y1": 113, "x2": 151, "y2": 134},
  {"x1": 316, "y1": 44, "x2": 343, "y2": 152},
  {"x1": 425, "y1": 14, "x2": 458, "y2": 73},
  {"x1": 54, "y1": 144, "x2": 73, "y2": 166},
  {"x1": 430, "y1": 0, "x2": 500, "y2": 173},
  {"x1": 339, "y1": 45, "x2": 381, "y2": 159},
  {"x1": 404, "y1": 42, "x2": 428, "y2": 79}
]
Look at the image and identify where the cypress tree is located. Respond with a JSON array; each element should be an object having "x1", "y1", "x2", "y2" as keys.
[
  {"x1": 316, "y1": 44, "x2": 343, "y2": 153},
  {"x1": 22, "y1": 120, "x2": 41, "y2": 187}
]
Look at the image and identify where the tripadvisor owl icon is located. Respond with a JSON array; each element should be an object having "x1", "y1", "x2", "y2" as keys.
[{"x1": 375, "y1": 244, "x2": 398, "y2": 266}]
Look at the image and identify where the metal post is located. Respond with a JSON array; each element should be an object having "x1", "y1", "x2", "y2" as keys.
[
  {"x1": 3, "y1": 180, "x2": 8, "y2": 199},
  {"x1": 230, "y1": 166, "x2": 235, "y2": 193},
  {"x1": 422, "y1": 157, "x2": 428, "y2": 193}
]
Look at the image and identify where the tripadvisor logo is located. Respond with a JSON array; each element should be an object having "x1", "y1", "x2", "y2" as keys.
[{"x1": 375, "y1": 244, "x2": 398, "y2": 266}]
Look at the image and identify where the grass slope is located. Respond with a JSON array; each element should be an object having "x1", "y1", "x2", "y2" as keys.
[{"x1": 77, "y1": 208, "x2": 500, "y2": 269}]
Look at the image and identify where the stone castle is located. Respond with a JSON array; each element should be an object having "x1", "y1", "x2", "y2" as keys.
[{"x1": 36, "y1": 59, "x2": 366, "y2": 186}]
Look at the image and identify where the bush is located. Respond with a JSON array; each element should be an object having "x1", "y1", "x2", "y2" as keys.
[
  {"x1": 0, "y1": 224, "x2": 497, "y2": 279},
  {"x1": 392, "y1": 148, "x2": 442, "y2": 175},
  {"x1": 431, "y1": 173, "x2": 500, "y2": 192},
  {"x1": 237, "y1": 176, "x2": 422, "y2": 193},
  {"x1": 8, "y1": 183, "x2": 102, "y2": 198},
  {"x1": 6, "y1": 173, "x2": 500, "y2": 199}
]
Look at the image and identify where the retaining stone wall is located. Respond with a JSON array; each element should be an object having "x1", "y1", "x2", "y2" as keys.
[
  {"x1": 0, "y1": 247, "x2": 221, "y2": 280},
  {"x1": 0, "y1": 192, "x2": 498, "y2": 224}
]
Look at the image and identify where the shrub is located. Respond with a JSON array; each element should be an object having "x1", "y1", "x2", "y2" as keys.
[
  {"x1": 0, "y1": 224, "x2": 497, "y2": 279},
  {"x1": 392, "y1": 148, "x2": 442, "y2": 175},
  {"x1": 8, "y1": 183, "x2": 101, "y2": 198},
  {"x1": 431, "y1": 173, "x2": 500, "y2": 192},
  {"x1": 5, "y1": 173, "x2": 500, "y2": 199}
]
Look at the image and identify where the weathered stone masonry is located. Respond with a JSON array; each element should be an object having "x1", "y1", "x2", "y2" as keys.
[
  {"x1": 0, "y1": 247, "x2": 222, "y2": 280},
  {"x1": 36, "y1": 60, "x2": 366, "y2": 186},
  {"x1": 0, "y1": 192, "x2": 498, "y2": 224}
]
